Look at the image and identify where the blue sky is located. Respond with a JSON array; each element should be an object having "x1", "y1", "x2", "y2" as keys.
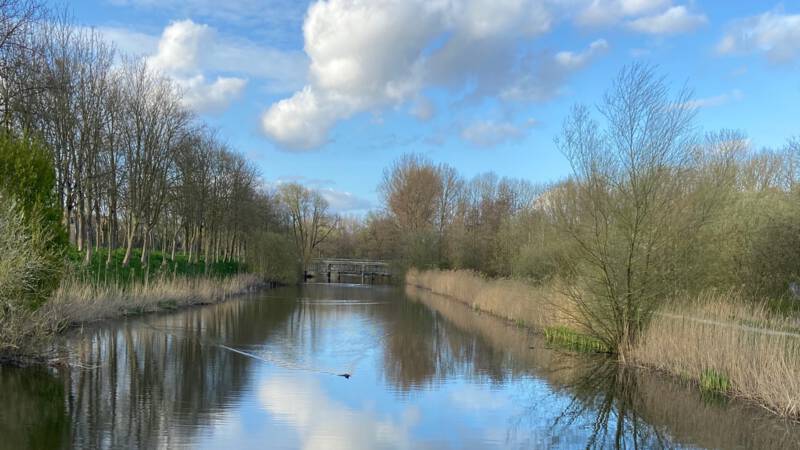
[{"x1": 64, "y1": 0, "x2": 800, "y2": 213}]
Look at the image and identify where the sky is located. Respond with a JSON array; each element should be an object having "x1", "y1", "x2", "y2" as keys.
[{"x1": 63, "y1": 0, "x2": 800, "y2": 214}]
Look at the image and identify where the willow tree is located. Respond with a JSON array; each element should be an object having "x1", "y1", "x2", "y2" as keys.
[{"x1": 554, "y1": 64, "x2": 697, "y2": 355}]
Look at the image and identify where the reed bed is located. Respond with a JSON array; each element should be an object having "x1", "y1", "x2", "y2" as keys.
[
  {"x1": 406, "y1": 268, "x2": 576, "y2": 331},
  {"x1": 43, "y1": 273, "x2": 264, "y2": 326},
  {"x1": 633, "y1": 291, "x2": 800, "y2": 418}
]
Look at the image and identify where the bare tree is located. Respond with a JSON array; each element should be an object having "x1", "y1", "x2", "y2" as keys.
[
  {"x1": 380, "y1": 154, "x2": 442, "y2": 232},
  {"x1": 279, "y1": 183, "x2": 338, "y2": 273},
  {"x1": 118, "y1": 60, "x2": 189, "y2": 267},
  {"x1": 0, "y1": 0, "x2": 42, "y2": 129},
  {"x1": 554, "y1": 63, "x2": 697, "y2": 355}
]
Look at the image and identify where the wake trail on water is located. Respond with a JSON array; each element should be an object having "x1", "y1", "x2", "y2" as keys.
[{"x1": 142, "y1": 321, "x2": 352, "y2": 379}]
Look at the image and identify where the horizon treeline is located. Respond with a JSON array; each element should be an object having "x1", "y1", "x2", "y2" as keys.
[{"x1": 0, "y1": 2, "x2": 326, "y2": 284}]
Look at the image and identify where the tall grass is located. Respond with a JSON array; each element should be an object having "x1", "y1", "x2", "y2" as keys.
[
  {"x1": 633, "y1": 291, "x2": 800, "y2": 418},
  {"x1": 43, "y1": 273, "x2": 264, "y2": 326},
  {"x1": 0, "y1": 198, "x2": 61, "y2": 355},
  {"x1": 406, "y1": 268, "x2": 577, "y2": 331}
]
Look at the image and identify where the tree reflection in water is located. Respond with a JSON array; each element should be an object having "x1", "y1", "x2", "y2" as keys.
[
  {"x1": 407, "y1": 285, "x2": 800, "y2": 450},
  {"x1": 0, "y1": 365, "x2": 70, "y2": 450},
  {"x1": 542, "y1": 357, "x2": 671, "y2": 449}
]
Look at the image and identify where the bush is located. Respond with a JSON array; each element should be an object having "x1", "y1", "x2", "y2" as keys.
[
  {"x1": 0, "y1": 197, "x2": 61, "y2": 352},
  {"x1": 0, "y1": 133, "x2": 66, "y2": 353},
  {"x1": 0, "y1": 197, "x2": 59, "y2": 310},
  {"x1": 247, "y1": 231, "x2": 301, "y2": 285},
  {"x1": 0, "y1": 133, "x2": 66, "y2": 251}
]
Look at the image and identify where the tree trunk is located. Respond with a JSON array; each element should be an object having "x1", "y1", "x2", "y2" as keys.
[{"x1": 121, "y1": 216, "x2": 137, "y2": 268}]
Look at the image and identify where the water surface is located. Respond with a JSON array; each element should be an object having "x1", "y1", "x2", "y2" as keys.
[{"x1": 1, "y1": 283, "x2": 799, "y2": 449}]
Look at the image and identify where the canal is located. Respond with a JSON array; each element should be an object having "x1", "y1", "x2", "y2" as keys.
[{"x1": 1, "y1": 283, "x2": 799, "y2": 449}]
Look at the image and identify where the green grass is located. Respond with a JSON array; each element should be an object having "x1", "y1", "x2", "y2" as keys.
[
  {"x1": 66, "y1": 247, "x2": 245, "y2": 287},
  {"x1": 699, "y1": 368, "x2": 731, "y2": 393},
  {"x1": 544, "y1": 326, "x2": 610, "y2": 353}
]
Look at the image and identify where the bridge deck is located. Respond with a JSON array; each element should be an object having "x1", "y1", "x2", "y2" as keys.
[{"x1": 307, "y1": 258, "x2": 393, "y2": 277}]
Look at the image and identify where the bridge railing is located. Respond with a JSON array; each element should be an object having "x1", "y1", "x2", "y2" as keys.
[{"x1": 307, "y1": 258, "x2": 393, "y2": 277}]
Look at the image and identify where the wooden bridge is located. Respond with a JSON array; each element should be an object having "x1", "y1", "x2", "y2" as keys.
[{"x1": 306, "y1": 258, "x2": 393, "y2": 284}]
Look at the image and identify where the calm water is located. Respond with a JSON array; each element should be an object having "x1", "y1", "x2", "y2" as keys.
[{"x1": 1, "y1": 283, "x2": 799, "y2": 449}]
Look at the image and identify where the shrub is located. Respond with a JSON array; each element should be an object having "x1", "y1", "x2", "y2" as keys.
[
  {"x1": 0, "y1": 133, "x2": 66, "y2": 251},
  {"x1": 0, "y1": 197, "x2": 61, "y2": 352}
]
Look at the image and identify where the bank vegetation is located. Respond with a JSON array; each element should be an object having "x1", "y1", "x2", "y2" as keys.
[{"x1": 388, "y1": 65, "x2": 799, "y2": 418}]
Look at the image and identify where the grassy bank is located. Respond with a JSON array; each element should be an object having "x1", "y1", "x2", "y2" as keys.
[
  {"x1": 1, "y1": 245, "x2": 266, "y2": 362},
  {"x1": 0, "y1": 273, "x2": 265, "y2": 362},
  {"x1": 45, "y1": 273, "x2": 264, "y2": 325},
  {"x1": 67, "y1": 247, "x2": 244, "y2": 287},
  {"x1": 407, "y1": 269, "x2": 800, "y2": 420}
]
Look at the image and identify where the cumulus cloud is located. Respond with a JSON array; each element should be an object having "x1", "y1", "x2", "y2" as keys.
[
  {"x1": 717, "y1": 10, "x2": 800, "y2": 63},
  {"x1": 148, "y1": 19, "x2": 213, "y2": 74},
  {"x1": 460, "y1": 118, "x2": 538, "y2": 148},
  {"x1": 261, "y1": 87, "x2": 335, "y2": 149},
  {"x1": 628, "y1": 6, "x2": 707, "y2": 35},
  {"x1": 260, "y1": 0, "x2": 709, "y2": 150},
  {"x1": 144, "y1": 20, "x2": 248, "y2": 113},
  {"x1": 262, "y1": 0, "x2": 570, "y2": 150},
  {"x1": 97, "y1": 19, "x2": 307, "y2": 114},
  {"x1": 176, "y1": 75, "x2": 248, "y2": 113}
]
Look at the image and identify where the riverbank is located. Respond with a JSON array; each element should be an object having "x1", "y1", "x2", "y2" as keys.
[
  {"x1": 406, "y1": 268, "x2": 800, "y2": 420},
  {"x1": 0, "y1": 273, "x2": 267, "y2": 366}
]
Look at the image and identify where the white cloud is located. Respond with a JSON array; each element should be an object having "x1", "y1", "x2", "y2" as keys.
[
  {"x1": 261, "y1": 0, "x2": 591, "y2": 150},
  {"x1": 258, "y1": 376, "x2": 415, "y2": 450},
  {"x1": 555, "y1": 39, "x2": 610, "y2": 69},
  {"x1": 177, "y1": 75, "x2": 247, "y2": 113},
  {"x1": 261, "y1": 87, "x2": 337, "y2": 150},
  {"x1": 717, "y1": 10, "x2": 800, "y2": 63},
  {"x1": 319, "y1": 188, "x2": 373, "y2": 212},
  {"x1": 576, "y1": 0, "x2": 670, "y2": 26},
  {"x1": 148, "y1": 19, "x2": 213, "y2": 74},
  {"x1": 574, "y1": 1, "x2": 706, "y2": 35},
  {"x1": 96, "y1": 20, "x2": 307, "y2": 114},
  {"x1": 460, "y1": 118, "x2": 537, "y2": 148},
  {"x1": 628, "y1": 6, "x2": 707, "y2": 35}
]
